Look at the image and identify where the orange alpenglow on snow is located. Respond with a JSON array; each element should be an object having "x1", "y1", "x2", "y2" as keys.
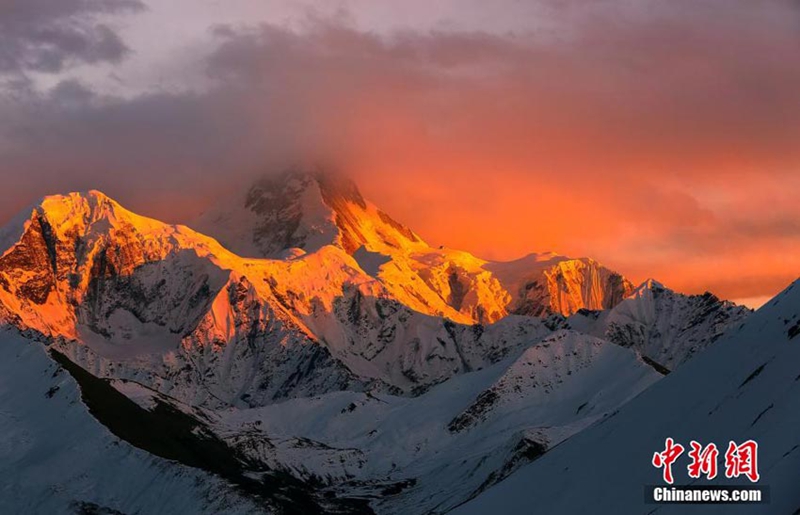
[{"x1": 0, "y1": 171, "x2": 678, "y2": 401}]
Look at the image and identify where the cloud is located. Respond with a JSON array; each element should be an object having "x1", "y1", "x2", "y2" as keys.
[
  {"x1": 0, "y1": 0, "x2": 144, "y2": 74},
  {"x1": 0, "y1": 0, "x2": 799, "y2": 301}
]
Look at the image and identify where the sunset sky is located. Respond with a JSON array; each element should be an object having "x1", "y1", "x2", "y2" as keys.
[{"x1": 1, "y1": 0, "x2": 800, "y2": 307}]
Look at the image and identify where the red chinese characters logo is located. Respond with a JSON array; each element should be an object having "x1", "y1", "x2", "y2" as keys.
[
  {"x1": 652, "y1": 438, "x2": 760, "y2": 484},
  {"x1": 652, "y1": 437, "x2": 684, "y2": 484},
  {"x1": 687, "y1": 441, "x2": 719, "y2": 480},
  {"x1": 724, "y1": 440, "x2": 760, "y2": 483}
]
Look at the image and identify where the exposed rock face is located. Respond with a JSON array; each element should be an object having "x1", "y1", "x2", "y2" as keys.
[
  {"x1": 0, "y1": 214, "x2": 58, "y2": 305},
  {"x1": 487, "y1": 254, "x2": 635, "y2": 317},
  {"x1": 244, "y1": 174, "x2": 329, "y2": 256},
  {"x1": 0, "y1": 191, "x2": 241, "y2": 339}
]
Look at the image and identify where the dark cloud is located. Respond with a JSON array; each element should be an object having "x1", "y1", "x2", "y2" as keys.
[
  {"x1": 0, "y1": 0, "x2": 144, "y2": 73},
  {"x1": 0, "y1": 0, "x2": 799, "y2": 302}
]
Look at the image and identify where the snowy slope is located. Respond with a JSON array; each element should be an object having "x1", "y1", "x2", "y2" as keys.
[
  {"x1": 452, "y1": 279, "x2": 800, "y2": 515},
  {"x1": 0, "y1": 326, "x2": 262, "y2": 515},
  {"x1": 446, "y1": 330, "x2": 660, "y2": 435},
  {"x1": 212, "y1": 330, "x2": 661, "y2": 515}
]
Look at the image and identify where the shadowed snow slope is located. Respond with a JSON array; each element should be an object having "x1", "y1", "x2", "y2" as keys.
[{"x1": 0, "y1": 327, "x2": 261, "y2": 514}]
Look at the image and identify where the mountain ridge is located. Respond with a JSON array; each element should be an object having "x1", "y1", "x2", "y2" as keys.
[
  {"x1": 194, "y1": 170, "x2": 637, "y2": 323},
  {"x1": 0, "y1": 177, "x2": 748, "y2": 407}
]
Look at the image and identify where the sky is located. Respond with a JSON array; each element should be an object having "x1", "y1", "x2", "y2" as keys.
[{"x1": 1, "y1": 0, "x2": 800, "y2": 307}]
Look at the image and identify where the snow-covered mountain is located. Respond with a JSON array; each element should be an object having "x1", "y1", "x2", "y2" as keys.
[
  {"x1": 0, "y1": 173, "x2": 762, "y2": 514},
  {"x1": 0, "y1": 191, "x2": 364, "y2": 407},
  {"x1": 195, "y1": 169, "x2": 425, "y2": 259},
  {"x1": 568, "y1": 279, "x2": 752, "y2": 372},
  {"x1": 194, "y1": 170, "x2": 636, "y2": 323},
  {"x1": 451, "y1": 278, "x2": 800, "y2": 515},
  {"x1": 0, "y1": 189, "x2": 563, "y2": 404},
  {"x1": 446, "y1": 330, "x2": 660, "y2": 435},
  {"x1": 0, "y1": 181, "x2": 646, "y2": 406}
]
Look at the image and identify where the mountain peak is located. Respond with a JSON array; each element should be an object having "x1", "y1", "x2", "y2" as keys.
[
  {"x1": 246, "y1": 168, "x2": 366, "y2": 209},
  {"x1": 28, "y1": 190, "x2": 184, "y2": 246},
  {"x1": 194, "y1": 168, "x2": 424, "y2": 258},
  {"x1": 308, "y1": 169, "x2": 368, "y2": 210},
  {"x1": 0, "y1": 190, "x2": 113, "y2": 258},
  {"x1": 633, "y1": 278, "x2": 666, "y2": 293},
  {"x1": 621, "y1": 278, "x2": 669, "y2": 303},
  {"x1": 38, "y1": 189, "x2": 118, "y2": 218}
]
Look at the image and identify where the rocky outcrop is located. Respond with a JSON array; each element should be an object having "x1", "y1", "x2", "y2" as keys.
[{"x1": 487, "y1": 255, "x2": 635, "y2": 317}]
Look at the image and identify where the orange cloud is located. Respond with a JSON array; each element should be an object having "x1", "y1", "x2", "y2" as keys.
[{"x1": 1, "y1": 1, "x2": 800, "y2": 306}]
